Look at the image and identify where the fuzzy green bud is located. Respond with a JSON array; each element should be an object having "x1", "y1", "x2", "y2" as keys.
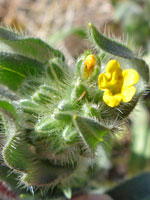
[
  {"x1": 47, "y1": 58, "x2": 67, "y2": 81},
  {"x1": 82, "y1": 103, "x2": 100, "y2": 118},
  {"x1": 63, "y1": 126, "x2": 78, "y2": 144},
  {"x1": 53, "y1": 110, "x2": 72, "y2": 122},
  {"x1": 71, "y1": 78, "x2": 87, "y2": 102},
  {"x1": 58, "y1": 100, "x2": 76, "y2": 111}
]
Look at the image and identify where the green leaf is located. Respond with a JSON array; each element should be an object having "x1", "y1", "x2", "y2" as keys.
[
  {"x1": 35, "y1": 117, "x2": 59, "y2": 135},
  {"x1": 22, "y1": 161, "x2": 75, "y2": 186},
  {"x1": 3, "y1": 133, "x2": 76, "y2": 186},
  {"x1": 73, "y1": 115, "x2": 108, "y2": 150},
  {"x1": 89, "y1": 23, "x2": 135, "y2": 58},
  {"x1": 0, "y1": 52, "x2": 45, "y2": 91},
  {"x1": 0, "y1": 26, "x2": 65, "y2": 63},
  {"x1": 3, "y1": 133, "x2": 35, "y2": 172}
]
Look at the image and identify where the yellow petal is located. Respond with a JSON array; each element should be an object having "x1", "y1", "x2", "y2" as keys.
[
  {"x1": 122, "y1": 69, "x2": 139, "y2": 87},
  {"x1": 106, "y1": 60, "x2": 122, "y2": 74},
  {"x1": 84, "y1": 54, "x2": 95, "y2": 70},
  {"x1": 98, "y1": 67, "x2": 123, "y2": 93},
  {"x1": 103, "y1": 90, "x2": 122, "y2": 107},
  {"x1": 121, "y1": 86, "x2": 136, "y2": 102},
  {"x1": 98, "y1": 73, "x2": 110, "y2": 90}
]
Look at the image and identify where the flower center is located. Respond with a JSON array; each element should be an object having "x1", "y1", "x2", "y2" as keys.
[{"x1": 104, "y1": 71, "x2": 124, "y2": 95}]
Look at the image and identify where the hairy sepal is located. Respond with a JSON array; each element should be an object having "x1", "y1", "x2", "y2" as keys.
[{"x1": 73, "y1": 115, "x2": 109, "y2": 151}]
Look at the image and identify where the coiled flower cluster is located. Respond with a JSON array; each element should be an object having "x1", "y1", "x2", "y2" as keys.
[{"x1": 0, "y1": 23, "x2": 149, "y2": 199}]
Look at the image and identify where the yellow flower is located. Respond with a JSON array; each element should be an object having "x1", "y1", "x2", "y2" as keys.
[
  {"x1": 84, "y1": 54, "x2": 95, "y2": 80},
  {"x1": 98, "y1": 60, "x2": 139, "y2": 107}
]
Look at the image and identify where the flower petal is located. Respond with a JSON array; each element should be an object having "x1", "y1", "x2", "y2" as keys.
[
  {"x1": 103, "y1": 90, "x2": 122, "y2": 107},
  {"x1": 106, "y1": 60, "x2": 122, "y2": 74},
  {"x1": 122, "y1": 86, "x2": 136, "y2": 102},
  {"x1": 84, "y1": 54, "x2": 95, "y2": 69},
  {"x1": 122, "y1": 69, "x2": 139, "y2": 87},
  {"x1": 98, "y1": 73, "x2": 110, "y2": 90},
  {"x1": 98, "y1": 60, "x2": 123, "y2": 92}
]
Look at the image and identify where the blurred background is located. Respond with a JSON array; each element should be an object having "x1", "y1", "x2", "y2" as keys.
[{"x1": 0, "y1": 0, "x2": 150, "y2": 197}]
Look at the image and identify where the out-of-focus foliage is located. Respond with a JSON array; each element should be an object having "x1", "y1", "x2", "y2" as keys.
[
  {"x1": 130, "y1": 103, "x2": 150, "y2": 171},
  {"x1": 47, "y1": 27, "x2": 87, "y2": 46},
  {"x1": 107, "y1": 172, "x2": 150, "y2": 200},
  {"x1": 112, "y1": 0, "x2": 150, "y2": 54}
]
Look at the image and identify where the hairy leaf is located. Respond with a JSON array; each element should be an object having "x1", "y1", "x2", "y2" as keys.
[
  {"x1": 0, "y1": 53, "x2": 45, "y2": 91},
  {"x1": 73, "y1": 115, "x2": 108, "y2": 150},
  {"x1": 0, "y1": 26, "x2": 65, "y2": 63},
  {"x1": 22, "y1": 161, "x2": 75, "y2": 186},
  {"x1": 89, "y1": 23, "x2": 135, "y2": 58}
]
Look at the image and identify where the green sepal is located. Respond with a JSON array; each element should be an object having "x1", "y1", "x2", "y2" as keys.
[
  {"x1": 53, "y1": 110, "x2": 72, "y2": 122},
  {"x1": 32, "y1": 85, "x2": 60, "y2": 104},
  {"x1": 39, "y1": 85, "x2": 59, "y2": 95},
  {"x1": 63, "y1": 125, "x2": 78, "y2": 144},
  {"x1": 35, "y1": 117, "x2": 59, "y2": 135},
  {"x1": 75, "y1": 51, "x2": 92, "y2": 76},
  {"x1": 39, "y1": 85, "x2": 59, "y2": 98},
  {"x1": 19, "y1": 99, "x2": 41, "y2": 115},
  {"x1": 75, "y1": 52, "x2": 101, "y2": 82},
  {"x1": 70, "y1": 78, "x2": 88, "y2": 102},
  {"x1": 89, "y1": 23, "x2": 135, "y2": 58},
  {"x1": 91, "y1": 88, "x2": 103, "y2": 104},
  {"x1": 47, "y1": 57, "x2": 68, "y2": 81},
  {"x1": 82, "y1": 103, "x2": 100, "y2": 118},
  {"x1": 73, "y1": 115, "x2": 109, "y2": 150},
  {"x1": 75, "y1": 57, "x2": 84, "y2": 76},
  {"x1": 0, "y1": 26, "x2": 65, "y2": 63},
  {"x1": 84, "y1": 64, "x2": 100, "y2": 83},
  {"x1": 32, "y1": 91, "x2": 51, "y2": 104},
  {"x1": 0, "y1": 52, "x2": 45, "y2": 91},
  {"x1": 58, "y1": 100, "x2": 77, "y2": 111}
]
